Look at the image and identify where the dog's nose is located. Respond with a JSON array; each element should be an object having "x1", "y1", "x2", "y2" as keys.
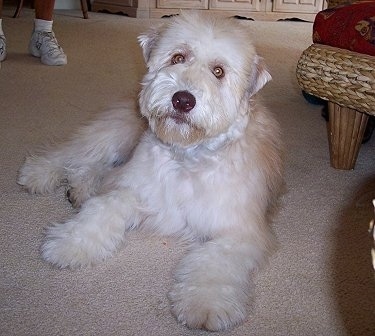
[{"x1": 172, "y1": 91, "x2": 196, "y2": 113}]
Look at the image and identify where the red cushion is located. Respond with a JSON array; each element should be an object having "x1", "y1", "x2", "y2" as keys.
[{"x1": 313, "y1": 1, "x2": 375, "y2": 56}]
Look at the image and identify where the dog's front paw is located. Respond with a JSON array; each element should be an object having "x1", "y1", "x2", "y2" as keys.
[
  {"x1": 41, "y1": 219, "x2": 117, "y2": 269},
  {"x1": 41, "y1": 226, "x2": 105, "y2": 269},
  {"x1": 169, "y1": 280, "x2": 249, "y2": 331},
  {"x1": 42, "y1": 235, "x2": 88, "y2": 269}
]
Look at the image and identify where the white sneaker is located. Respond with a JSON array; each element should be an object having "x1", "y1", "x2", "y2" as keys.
[
  {"x1": 29, "y1": 31, "x2": 67, "y2": 66},
  {"x1": 0, "y1": 35, "x2": 6, "y2": 62}
]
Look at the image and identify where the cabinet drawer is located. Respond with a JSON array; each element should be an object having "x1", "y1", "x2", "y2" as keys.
[
  {"x1": 157, "y1": 0, "x2": 209, "y2": 9},
  {"x1": 95, "y1": 0, "x2": 136, "y2": 6},
  {"x1": 210, "y1": 0, "x2": 261, "y2": 11},
  {"x1": 273, "y1": 0, "x2": 324, "y2": 13}
]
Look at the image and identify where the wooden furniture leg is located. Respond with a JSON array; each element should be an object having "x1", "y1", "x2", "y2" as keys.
[
  {"x1": 13, "y1": 0, "x2": 24, "y2": 18},
  {"x1": 328, "y1": 102, "x2": 369, "y2": 170},
  {"x1": 80, "y1": 0, "x2": 89, "y2": 19},
  {"x1": 13, "y1": 0, "x2": 89, "y2": 19}
]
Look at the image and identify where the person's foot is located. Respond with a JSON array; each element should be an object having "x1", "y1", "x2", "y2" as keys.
[
  {"x1": 0, "y1": 35, "x2": 6, "y2": 62},
  {"x1": 29, "y1": 31, "x2": 67, "y2": 66}
]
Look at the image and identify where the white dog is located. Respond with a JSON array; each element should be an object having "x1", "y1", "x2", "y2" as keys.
[{"x1": 18, "y1": 12, "x2": 283, "y2": 331}]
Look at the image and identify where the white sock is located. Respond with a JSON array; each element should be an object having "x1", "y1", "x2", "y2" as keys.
[
  {"x1": 0, "y1": 19, "x2": 4, "y2": 36},
  {"x1": 34, "y1": 19, "x2": 53, "y2": 32}
]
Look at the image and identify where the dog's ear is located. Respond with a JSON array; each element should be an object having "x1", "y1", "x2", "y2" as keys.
[
  {"x1": 138, "y1": 27, "x2": 161, "y2": 63},
  {"x1": 249, "y1": 55, "x2": 272, "y2": 96}
]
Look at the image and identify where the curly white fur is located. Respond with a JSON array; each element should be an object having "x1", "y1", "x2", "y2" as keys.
[{"x1": 18, "y1": 12, "x2": 283, "y2": 331}]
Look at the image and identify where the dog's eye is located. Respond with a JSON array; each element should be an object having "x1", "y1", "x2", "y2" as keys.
[
  {"x1": 213, "y1": 66, "x2": 225, "y2": 79},
  {"x1": 172, "y1": 54, "x2": 185, "y2": 64}
]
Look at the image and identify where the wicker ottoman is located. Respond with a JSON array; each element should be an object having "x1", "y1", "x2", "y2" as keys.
[
  {"x1": 297, "y1": 44, "x2": 375, "y2": 169},
  {"x1": 296, "y1": 1, "x2": 375, "y2": 170}
]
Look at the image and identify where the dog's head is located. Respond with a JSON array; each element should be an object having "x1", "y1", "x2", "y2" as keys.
[{"x1": 138, "y1": 12, "x2": 271, "y2": 147}]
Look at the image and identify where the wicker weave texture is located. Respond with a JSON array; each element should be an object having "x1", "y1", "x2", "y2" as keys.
[{"x1": 296, "y1": 44, "x2": 375, "y2": 115}]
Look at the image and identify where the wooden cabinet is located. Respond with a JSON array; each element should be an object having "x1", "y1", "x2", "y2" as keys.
[
  {"x1": 272, "y1": 0, "x2": 324, "y2": 14},
  {"x1": 93, "y1": 0, "x2": 326, "y2": 20},
  {"x1": 150, "y1": 0, "x2": 326, "y2": 20},
  {"x1": 210, "y1": 0, "x2": 261, "y2": 12},
  {"x1": 92, "y1": 0, "x2": 150, "y2": 18}
]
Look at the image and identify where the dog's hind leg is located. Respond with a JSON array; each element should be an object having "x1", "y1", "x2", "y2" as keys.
[
  {"x1": 18, "y1": 100, "x2": 146, "y2": 206},
  {"x1": 41, "y1": 188, "x2": 142, "y2": 268}
]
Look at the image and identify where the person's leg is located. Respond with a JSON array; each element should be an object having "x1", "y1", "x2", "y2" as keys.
[
  {"x1": 34, "y1": 0, "x2": 55, "y2": 20},
  {"x1": 29, "y1": 0, "x2": 67, "y2": 65},
  {"x1": 0, "y1": 0, "x2": 6, "y2": 62}
]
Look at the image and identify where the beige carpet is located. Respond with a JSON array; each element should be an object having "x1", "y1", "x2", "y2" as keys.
[{"x1": 1, "y1": 7, "x2": 374, "y2": 336}]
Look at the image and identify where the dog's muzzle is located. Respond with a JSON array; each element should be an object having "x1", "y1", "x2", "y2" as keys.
[{"x1": 172, "y1": 91, "x2": 196, "y2": 113}]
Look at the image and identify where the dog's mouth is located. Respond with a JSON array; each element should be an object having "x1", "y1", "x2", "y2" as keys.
[
  {"x1": 152, "y1": 111, "x2": 194, "y2": 128},
  {"x1": 169, "y1": 112, "x2": 190, "y2": 125},
  {"x1": 151, "y1": 111, "x2": 206, "y2": 146}
]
